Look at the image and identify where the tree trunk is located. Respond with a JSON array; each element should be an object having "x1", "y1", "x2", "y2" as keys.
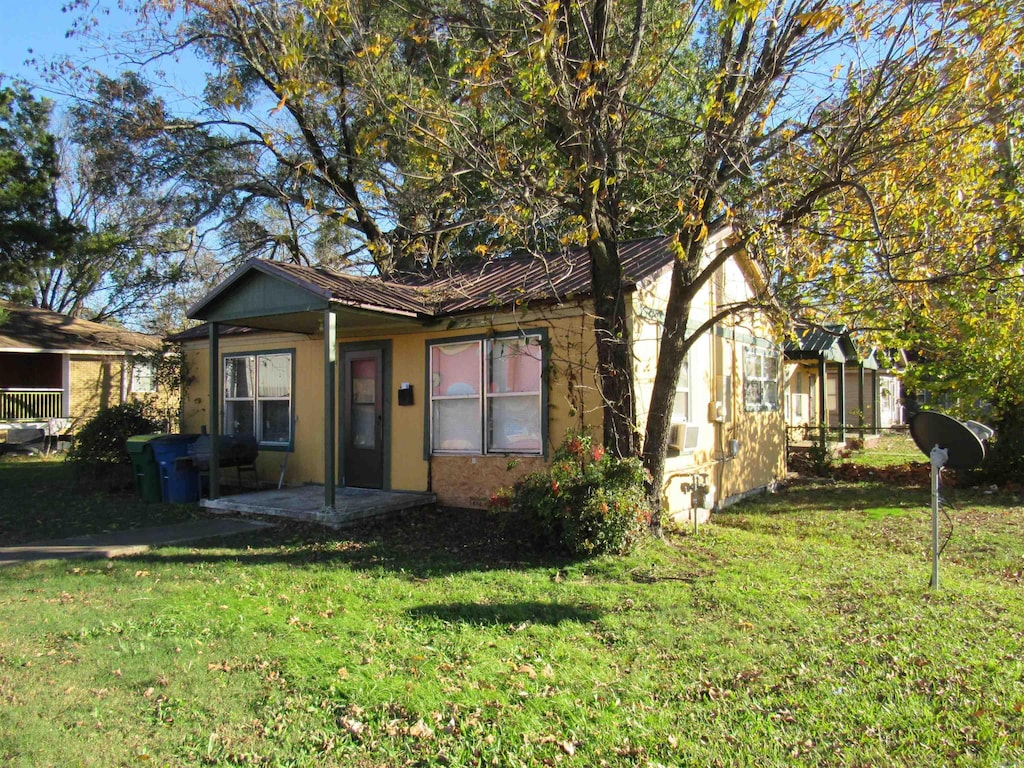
[
  {"x1": 642, "y1": 237, "x2": 702, "y2": 530},
  {"x1": 588, "y1": 231, "x2": 637, "y2": 458}
]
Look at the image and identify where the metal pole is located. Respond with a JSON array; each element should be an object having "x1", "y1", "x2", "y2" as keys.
[
  {"x1": 323, "y1": 309, "x2": 337, "y2": 515},
  {"x1": 208, "y1": 322, "x2": 220, "y2": 500},
  {"x1": 929, "y1": 445, "x2": 947, "y2": 589}
]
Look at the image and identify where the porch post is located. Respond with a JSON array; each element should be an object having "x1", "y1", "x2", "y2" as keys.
[
  {"x1": 208, "y1": 322, "x2": 220, "y2": 500},
  {"x1": 873, "y1": 369, "x2": 881, "y2": 431},
  {"x1": 61, "y1": 355, "x2": 71, "y2": 418},
  {"x1": 837, "y1": 361, "x2": 846, "y2": 444},
  {"x1": 323, "y1": 308, "x2": 337, "y2": 513},
  {"x1": 818, "y1": 356, "x2": 827, "y2": 445},
  {"x1": 858, "y1": 363, "x2": 866, "y2": 439}
]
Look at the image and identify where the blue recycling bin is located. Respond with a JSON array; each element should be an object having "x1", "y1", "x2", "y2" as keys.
[{"x1": 150, "y1": 435, "x2": 200, "y2": 503}]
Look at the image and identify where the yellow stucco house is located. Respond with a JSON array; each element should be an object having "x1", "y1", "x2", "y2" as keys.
[
  {"x1": 172, "y1": 233, "x2": 785, "y2": 522},
  {"x1": 0, "y1": 300, "x2": 171, "y2": 446}
]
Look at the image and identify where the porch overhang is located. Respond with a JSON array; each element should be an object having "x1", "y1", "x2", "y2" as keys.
[{"x1": 187, "y1": 262, "x2": 425, "y2": 333}]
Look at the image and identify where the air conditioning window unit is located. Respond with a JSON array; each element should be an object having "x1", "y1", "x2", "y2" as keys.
[{"x1": 668, "y1": 423, "x2": 701, "y2": 454}]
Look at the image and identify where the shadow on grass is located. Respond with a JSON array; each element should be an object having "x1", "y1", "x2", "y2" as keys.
[
  {"x1": 407, "y1": 601, "x2": 602, "y2": 626},
  {"x1": 118, "y1": 506, "x2": 578, "y2": 578},
  {"x1": 2, "y1": 459, "x2": 581, "y2": 577},
  {"x1": 0, "y1": 458, "x2": 201, "y2": 546}
]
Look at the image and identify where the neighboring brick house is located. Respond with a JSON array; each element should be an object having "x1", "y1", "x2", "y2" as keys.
[{"x1": 0, "y1": 300, "x2": 174, "y2": 441}]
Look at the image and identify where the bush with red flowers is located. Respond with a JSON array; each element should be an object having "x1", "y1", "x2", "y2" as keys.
[{"x1": 489, "y1": 432, "x2": 651, "y2": 556}]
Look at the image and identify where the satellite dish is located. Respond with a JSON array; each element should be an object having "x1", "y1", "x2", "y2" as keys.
[
  {"x1": 965, "y1": 420, "x2": 995, "y2": 442},
  {"x1": 907, "y1": 410, "x2": 993, "y2": 589},
  {"x1": 909, "y1": 411, "x2": 987, "y2": 470}
]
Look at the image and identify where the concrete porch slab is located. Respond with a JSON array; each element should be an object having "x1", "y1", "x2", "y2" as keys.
[{"x1": 200, "y1": 485, "x2": 436, "y2": 528}]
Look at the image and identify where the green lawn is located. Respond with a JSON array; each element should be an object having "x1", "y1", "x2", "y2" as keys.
[
  {"x1": 1, "y1": 459, "x2": 1023, "y2": 767},
  {"x1": 844, "y1": 431, "x2": 924, "y2": 468}
]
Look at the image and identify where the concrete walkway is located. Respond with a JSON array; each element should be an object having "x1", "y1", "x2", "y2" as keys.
[{"x1": 0, "y1": 518, "x2": 275, "y2": 566}]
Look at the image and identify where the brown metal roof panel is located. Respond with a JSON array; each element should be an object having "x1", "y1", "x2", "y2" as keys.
[
  {"x1": 165, "y1": 324, "x2": 261, "y2": 343},
  {"x1": 187, "y1": 235, "x2": 679, "y2": 326},
  {"x1": 422, "y1": 235, "x2": 675, "y2": 314},
  {"x1": 267, "y1": 261, "x2": 431, "y2": 315}
]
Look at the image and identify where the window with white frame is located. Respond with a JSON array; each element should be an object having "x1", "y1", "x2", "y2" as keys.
[
  {"x1": 671, "y1": 354, "x2": 691, "y2": 423},
  {"x1": 429, "y1": 334, "x2": 543, "y2": 455},
  {"x1": 744, "y1": 345, "x2": 780, "y2": 412},
  {"x1": 223, "y1": 351, "x2": 293, "y2": 445},
  {"x1": 130, "y1": 358, "x2": 157, "y2": 394}
]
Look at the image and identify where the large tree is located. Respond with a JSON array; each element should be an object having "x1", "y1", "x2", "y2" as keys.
[
  {"x1": 1, "y1": 75, "x2": 204, "y2": 324},
  {"x1": 0, "y1": 83, "x2": 70, "y2": 290},
  {"x1": 56, "y1": 0, "x2": 498, "y2": 275},
  {"x1": 346, "y1": 0, "x2": 1024, "y2": 516}
]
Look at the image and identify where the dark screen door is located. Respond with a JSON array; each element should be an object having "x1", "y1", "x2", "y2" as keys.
[{"x1": 343, "y1": 349, "x2": 384, "y2": 488}]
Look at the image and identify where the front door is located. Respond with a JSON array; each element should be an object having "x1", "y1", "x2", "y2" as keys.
[{"x1": 343, "y1": 349, "x2": 384, "y2": 488}]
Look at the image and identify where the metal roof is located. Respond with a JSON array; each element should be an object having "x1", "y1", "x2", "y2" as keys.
[
  {"x1": 265, "y1": 261, "x2": 432, "y2": 316},
  {"x1": 0, "y1": 300, "x2": 162, "y2": 354},
  {"x1": 415, "y1": 235, "x2": 677, "y2": 315},
  {"x1": 187, "y1": 235, "x2": 680, "y2": 325},
  {"x1": 784, "y1": 324, "x2": 861, "y2": 363}
]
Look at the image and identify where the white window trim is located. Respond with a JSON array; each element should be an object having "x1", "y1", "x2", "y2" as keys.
[
  {"x1": 744, "y1": 345, "x2": 780, "y2": 413},
  {"x1": 486, "y1": 337, "x2": 543, "y2": 455},
  {"x1": 429, "y1": 339, "x2": 483, "y2": 455},
  {"x1": 130, "y1": 358, "x2": 157, "y2": 394},
  {"x1": 671, "y1": 353, "x2": 692, "y2": 424}
]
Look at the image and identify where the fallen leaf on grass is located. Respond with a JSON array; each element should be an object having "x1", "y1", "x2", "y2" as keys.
[
  {"x1": 408, "y1": 720, "x2": 434, "y2": 739},
  {"x1": 515, "y1": 664, "x2": 537, "y2": 679},
  {"x1": 338, "y1": 717, "x2": 364, "y2": 738},
  {"x1": 536, "y1": 734, "x2": 576, "y2": 755}
]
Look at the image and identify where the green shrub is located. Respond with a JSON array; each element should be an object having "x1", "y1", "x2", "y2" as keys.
[
  {"x1": 67, "y1": 401, "x2": 163, "y2": 465},
  {"x1": 489, "y1": 432, "x2": 652, "y2": 556}
]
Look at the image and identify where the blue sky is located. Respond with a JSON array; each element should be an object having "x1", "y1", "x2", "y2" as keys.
[
  {"x1": 0, "y1": 2, "x2": 207, "y2": 108},
  {"x1": 0, "y1": 3, "x2": 112, "y2": 90}
]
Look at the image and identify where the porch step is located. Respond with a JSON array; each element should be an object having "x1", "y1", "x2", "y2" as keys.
[{"x1": 200, "y1": 485, "x2": 436, "y2": 528}]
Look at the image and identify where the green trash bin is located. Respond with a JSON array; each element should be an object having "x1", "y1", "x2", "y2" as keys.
[{"x1": 127, "y1": 434, "x2": 165, "y2": 502}]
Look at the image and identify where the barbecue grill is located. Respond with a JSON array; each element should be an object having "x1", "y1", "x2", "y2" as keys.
[{"x1": 188, "y1": 433, "x2": 259, "y2": 488}]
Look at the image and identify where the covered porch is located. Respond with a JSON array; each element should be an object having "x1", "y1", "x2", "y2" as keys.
[
  {"x1": 784, "y1": 325, "x2": 881, "y2": 446},
  {"x1": 186, "y1": 258, "x2": 432, "y2": 516},
  {"x1": 201, "y1": 485, "x2": 436, "y2": 528}
]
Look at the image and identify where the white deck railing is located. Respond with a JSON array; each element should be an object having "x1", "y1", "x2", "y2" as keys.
[{"x1": 0, "y1": 389, "x2": 64, "y2": 420}]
